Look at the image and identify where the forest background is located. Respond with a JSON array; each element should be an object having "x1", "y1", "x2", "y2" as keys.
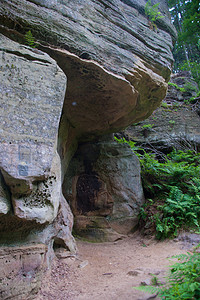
[{"x1": 168, "y1": 0, "x2": 200, "y2": 88}]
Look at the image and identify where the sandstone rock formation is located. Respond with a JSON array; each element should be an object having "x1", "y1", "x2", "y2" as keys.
[
  {"x1": 0, "y1": 0, "x2": 176, "y2": 137},
  {"x1": 121, "y1": 72, "x2": 200, "y2": 152},
  {"x1": 166, "y1": 71, "x2": 199, "y2": 103},
  {"x1": 63, "y1": 137, "x2": 144, "y2": 241},
  {"x1": 0, "y1": 34, "x2": 76, "y2": 299},
  {"x1": 0, "y1": 0, "x2": 176, "y2": 298}
]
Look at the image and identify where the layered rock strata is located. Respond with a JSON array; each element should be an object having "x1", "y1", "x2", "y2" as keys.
[
  {"x1": 0, "y1": 0, "x2": 176, "y2": 298},
  {"x1": 0, "y1": 34, "x2": 76, "y2": 299},
  {"x1": 63, "y1": 138, "x2": 144, "y2": 241},
  {"x1": 121, "y1": 72, "x2": 200, "y2": 151}
]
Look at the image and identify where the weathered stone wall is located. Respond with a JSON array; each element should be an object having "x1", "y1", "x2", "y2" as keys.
[
  {"x1": 121, "y1": 72, "x2": 200, "y2": 151},
  {"x1": 0, "y1": 34, "x2": 76, "y2": 299},
  {"x1": 63, "y1": 138, "x2": 144, "y2": 241},
  {"x1": 0, "y1": 0, "x2": 176, "y2": 298},
  {"x1": 0, "y1": 0, "x2": 176, "y2": 138}
]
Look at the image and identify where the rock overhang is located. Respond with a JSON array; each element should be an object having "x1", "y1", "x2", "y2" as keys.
[
  {"x1": 0, "y1": 1, "x2": 178, "y2": 297},
  {"x1": 0, "y1": 0, "x2": 176, "y2": 138}
]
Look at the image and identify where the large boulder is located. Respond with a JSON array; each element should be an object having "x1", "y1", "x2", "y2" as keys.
[
  {"x1": 0, "y1": 34, "x2": 76, "y2": 299},
  {"x1": 63, "y1": 137, "x2": 144, "y2": 241}
]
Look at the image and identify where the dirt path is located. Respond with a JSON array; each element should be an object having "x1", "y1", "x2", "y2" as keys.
[{"x1": 38, "y1": 232, "x2": 190, "y2": 300}]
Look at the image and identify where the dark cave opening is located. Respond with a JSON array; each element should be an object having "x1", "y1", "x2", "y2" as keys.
[
  {"x1": 76, "y1": 173, "x2": 102, "y2": 214},
  {"x1": 53, "y1": 237, "x2": 70, "y2": 251}
]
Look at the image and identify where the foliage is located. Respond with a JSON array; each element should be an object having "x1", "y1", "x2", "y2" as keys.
[
  {"x1": 114, "y1": 137, "x2": 141, "y2": 152},
  {"x1": 133, "y1": 250, "x2": 200, "y2": 299},
  {"x1": 155, "y1": 185, "x2": 200, "y2": 239},
  {"x1": 168, "y1": 0, "x2": 200, "y2": 88},
  {"x1": 187, "y1": 91, "x2": 200, "y2": 104},
  {"x1": 161, "y1": 102, "x2": 169, "y2": 108},
  {"x1": 139, "y1": 149, "x2": 200, "y2": 239},
  {"x1": 179, "y1": 61, "x2": 200, "y2": 89},
  {"x1": 169, "y1": 120, "x2": 175, "y2": 125},
  {"x1": 145, "y1": 0, "x2": 164, "y2": 29},
  {"x1": 24, "y1": 30, "x2": 38, "y2": 48},
  {"x1": 142, "y1": 124, "x2": 154, "y2": 129},
  {"x1": 168, "y1": 82, "x2": 185, "y2": 92},
  {"x1": 114, "y1": 137, "x2": 200, "y2": 239}
]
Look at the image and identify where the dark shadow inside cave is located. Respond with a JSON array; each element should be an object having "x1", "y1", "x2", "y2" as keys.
[{"x1": 76, "y1": 173, "x2": 102, "y2": 214}]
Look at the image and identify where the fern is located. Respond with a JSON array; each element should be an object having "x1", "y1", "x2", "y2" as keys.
[
  {"x1": 24, "y1": 30, "x2": 38, "y2": 48},
  {"x1": 133, "y1": 252, "x2": 200, "y2": 299},
  {"x1": 145, "y1": 0, "x2": 164, "y2": 27},
  {"x1": 114, "y1": 137, "x2": 200, "y2": 239}
]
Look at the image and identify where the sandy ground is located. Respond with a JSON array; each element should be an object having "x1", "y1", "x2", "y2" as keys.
[{"x1": 38, "y1": 232, "x2": 190, "y2": 300}]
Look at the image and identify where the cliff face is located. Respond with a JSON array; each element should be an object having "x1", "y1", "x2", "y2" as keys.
[
  {"x1": 0, "y1": 34, "x2": 76, "y2": 300},
  {"x1": 0, "y1": 0, "x2": 176, "y2": 298},
  {"x1": 0, "y1": 0, "x2": 176, "y2": 136},
  {"x1": 121, "y1": 72, "x2": 200, "y2": 152}
]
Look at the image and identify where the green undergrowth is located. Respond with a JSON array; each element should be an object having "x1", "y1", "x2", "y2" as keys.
[
  {"x1": 114, "y1": 137, "x2": 200, "y2": 239},
  {"x1": 168, "y1": 82, "x2": 200, "y2": 104},
  {"x1": 144, "y1": 0, "x2": 164, "y2": 31},
  {"x1": 168, "y1": 82, "x2": 185, "y2": 92},
  {"x1": 133, "y1": 249, "x2": 200, "y2": 299},
  {"x1": 24, "y1": 30, "x2": 38, "y2": 48}
]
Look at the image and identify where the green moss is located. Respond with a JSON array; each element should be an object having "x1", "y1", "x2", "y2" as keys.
[
  {"x1": 142, "y1": 124, "x2": 154, "y2": 129},
  {"x1": 168, "y1": 82, "x2": 185, "y2": 92}
]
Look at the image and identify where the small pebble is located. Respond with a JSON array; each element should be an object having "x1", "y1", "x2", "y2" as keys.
[{"x1": 78, "y1": 260, "x2": 89, "y2": 269}]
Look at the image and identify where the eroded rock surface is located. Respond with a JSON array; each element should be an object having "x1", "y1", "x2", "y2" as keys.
[
  {"x1": 0, "y1": 0, "x2": 176, "y2": 139},
  {"x1": 0, "y1": 171, "x2": 11, "y2": 215},
  {"x1": 0, "y1": 244, "x2": 47, "y2": 300},
  {"x1": 120, "y1": 72, "x2": 200, "y2": 151},
  {"x1": 0, "y1": 34, "x2": 76, "y2": 299},
  {"x1": 0, "y1": 0, "x2": 176, "y2": 298},
  {"x1": 63, "y1": 138, "x2": 144, "y2": 241},
  {"x1": 0, "y1": 34, "x2": 66, "y2": 222},
  {"x1": 166, "y1": 71, "x2": 199, "y2": 102}
]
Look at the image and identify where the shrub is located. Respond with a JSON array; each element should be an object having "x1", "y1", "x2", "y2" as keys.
[
  {"x1": 133, "y1": 250, "x2": 200, "y2": 299},
  {"x1": 25, "y1": 30, "x2": 38, "y2": 48},
  {"x1": 139, "y1": 149, "x2": 200, "y2": 239},
  {"x1": 114, "y1": 137, "x2": 200, "y2": 239},
  {"x1": 142, "y1": 124, "x2": 154, "y2": 129},
  {"x1": 145, "y1": 0, "x2": 164, "y2": 30}
]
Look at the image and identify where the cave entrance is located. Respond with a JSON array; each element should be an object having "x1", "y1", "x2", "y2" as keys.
[{"x1": 76, "y1": 173, "x2": 101, "y2": 214}]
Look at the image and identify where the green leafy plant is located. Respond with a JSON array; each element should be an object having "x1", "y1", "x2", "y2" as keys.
[
  {"x1": 168, "y1": 82, "x2": 185, "y2": 92},
  {"x1": 114, "y1": 137, "x2": 142, "y2": 152},
  {"x1": 189, "y1": 91, "x2": 200, "y2": 104},
  {"x1": 161, "y1": 102, "x2": 169, "y2": 108},
  {"x1": 151, "y1": 275, "x2": 160, "y2": 286},
  {"x1": 141, "y1": 151, "x2": 200, "y2": 239},
  {"x1": 145, "y1": 0, "x2": 164, "y2": 30},
  {"x1": 169, "y1": 120, "x2": 175, "y2": 125},
  {"x1": 115, "y1": 137, "x2": 200, "y2": 239},
  {"x1": 142, "y1": 124, "x2": 154, "y2": 129},
  {"x1": 133, "y1": 251, "x2": 200, "y2": 299},
  {"x1": 155, "y1": 186, "x2": 200, "y2": 239},
  {"x1": 24, "y1": 30, "x2": 38, "y2": 48}
]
